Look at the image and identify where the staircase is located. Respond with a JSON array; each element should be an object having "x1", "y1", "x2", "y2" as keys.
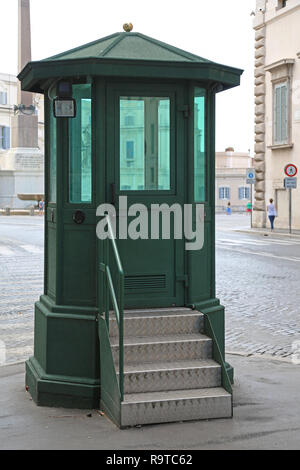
[{"x1": 109, "y1": 307, "x2": 232, "y2": 427}]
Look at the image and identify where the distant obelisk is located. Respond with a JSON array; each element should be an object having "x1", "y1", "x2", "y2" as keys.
[
  {"x1": 12, "y1": 0, "x2": 38, "y2": 148},
  {"x1": 0, "y1": 0, "x2": 44, "y2": 208}
]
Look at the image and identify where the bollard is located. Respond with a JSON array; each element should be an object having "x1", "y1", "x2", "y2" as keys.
[{"x1": 5, "y1": 207, "x2": 11, "y2": 216}]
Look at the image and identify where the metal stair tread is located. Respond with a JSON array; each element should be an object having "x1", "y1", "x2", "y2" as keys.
[
  {"x1": 123, "y1": 387, "x2": 231, "y2": 404},
  {"x1": 110, "y1": 308, "x2": 198, "y2": 318},
  {"x1": 111, "y1": 333, "x2": 211, "y2": 346},
  {"x1": 119, "y1": 359, "x2": 221, "y2": 373},
  {"x1": 110, "y1": 313, "x2": 203, "y2": 322}
]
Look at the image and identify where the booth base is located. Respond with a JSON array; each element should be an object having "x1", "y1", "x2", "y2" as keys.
[{"x1": 25, "y1": 357, "x2": 100, "y2": 409}]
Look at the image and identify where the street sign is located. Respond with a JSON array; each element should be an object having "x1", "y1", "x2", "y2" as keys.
[
  {"x1": 284, "y1": 177, "x2": 297, "y2": 189},
  {"x1": 284, "y1": 176, "x2": 297, "y2": 234},
  {"x1": 246, "y1": 168, "x2": 256, "y2": 184},
  {"x1": 284, "y1": 164, "x2": 298, "y2": 177}
]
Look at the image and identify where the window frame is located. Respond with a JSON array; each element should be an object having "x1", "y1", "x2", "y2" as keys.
[
  {"x1": 0, "y1": 91, "x2": 8, "y2": 106},
  {"x1": 0, "y1": 125, "x2": 10, "y2": 150},
  {"x1": 238, "y1": 186, "x2": 250, "y2": 200},
  {"x1": 273, "y1": 81, "x2": 289, "y2": 145},
  {"x1": 219, "y1": 186, "x2": 230, "y2": 200}
]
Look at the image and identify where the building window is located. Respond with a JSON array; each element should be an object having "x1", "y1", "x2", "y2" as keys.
[
  {"x1": 0, "y1": 126, "x2": 10, "y2": 149},
  {"x1": 278, "y1": 0, "x2": 287, "y2": 9},
  {"x1": 0, "y1": 91, "x2": 8, "y2": 105},
  {"x1": 219, "y1": 187, "x2": 230, "y2": 200},
  {"x1": 274, "y1": 82, "x2": 288, "y2": 144},
  {"x1": 238, "y1": 187, "x2": 250, "y2": 200},
  {"x1": 125, "y1": 115, "x2": 135, "y2": 126},
  {"x1": 126, "y1": 141, "x2": 134, "y2": 161}
]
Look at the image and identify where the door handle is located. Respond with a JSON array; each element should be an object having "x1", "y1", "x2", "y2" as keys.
[{"x1": 111, "y1": 183, "x2": 116, "y2": 206}]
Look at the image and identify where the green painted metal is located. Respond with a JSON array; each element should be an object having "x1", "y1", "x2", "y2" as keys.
[
  {"x1": 203, "y1": 313, "x2": 232, "y2": 403},
  {"x1": 43, "y1": 32, "x2": 211, "y2": 63},
  {"x1": 18, "y1": 31, "x2": 243, "y2": 95},
  {"x1": 21, "y1": 28, "x2": 242, "y2": 410}
]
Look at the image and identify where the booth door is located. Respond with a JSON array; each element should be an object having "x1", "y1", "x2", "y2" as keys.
[{"x1": 105, "y1": 84, "x2": 186, "y2": 309}]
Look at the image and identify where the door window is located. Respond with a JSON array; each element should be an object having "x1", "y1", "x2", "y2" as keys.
[{"x1": 120, "y1": 96, "x2": 170, "y2": 191}]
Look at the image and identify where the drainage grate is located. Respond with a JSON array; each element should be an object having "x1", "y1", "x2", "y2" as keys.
[{"x1": 125, "y1": 274, "x2": 166, "y2": 291}]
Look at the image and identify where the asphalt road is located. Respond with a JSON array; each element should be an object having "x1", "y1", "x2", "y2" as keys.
[{"x1": 0, "y1": 214, "x2": 300, "y2": 364}]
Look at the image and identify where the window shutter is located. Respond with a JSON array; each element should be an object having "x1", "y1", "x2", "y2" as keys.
[
  {"x1": 219, "y1": 188, "x2": 223, "y2": 199},
  {"x1": 238, "y1": 187, "x2": 242, "y2": 200},
  {"x1": 274, "y1": 83, "x2": 288, "y2": 144},
  {"x1": 3, "y1": 126, "x2": 10, "y2": 150},
  {"x1": 281, "y1": 84, "x2": 288, "y2": 142},
  {"x1": 274, "y1": 86, "x2": 281, "y2": 143}
]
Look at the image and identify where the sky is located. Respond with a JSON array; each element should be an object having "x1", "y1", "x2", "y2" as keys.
[{"x1": 1, "y1": 0, "x2": 256, "y2": 153}]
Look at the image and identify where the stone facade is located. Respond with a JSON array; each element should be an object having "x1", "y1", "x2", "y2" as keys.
[{"x1": 253, "y1": 0, "x2": 300, "y2": 229}]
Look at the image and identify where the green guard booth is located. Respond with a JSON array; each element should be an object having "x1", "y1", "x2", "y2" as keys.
[{"x1": 19, "y1": 26, "x2": 243, "y2": 427}]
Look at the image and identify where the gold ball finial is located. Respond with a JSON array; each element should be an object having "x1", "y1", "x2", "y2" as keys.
[{"x1": 123, "y1": 23, "x2": 133, "y2": 32}]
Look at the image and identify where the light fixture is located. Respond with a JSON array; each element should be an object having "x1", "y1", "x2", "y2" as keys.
[{"x1": 53, "y1": 80, "x2": 76, "y2": 118}]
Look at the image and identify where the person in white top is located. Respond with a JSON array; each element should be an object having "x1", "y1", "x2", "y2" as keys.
[{"x1": 267, "y1": 198, "x2": 277, "y2": 231}]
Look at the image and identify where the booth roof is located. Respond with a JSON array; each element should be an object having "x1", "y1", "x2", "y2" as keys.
[
  {"x1": 43, "y1": 32, "x2": 213, "y2": 63},
  {"x1": 18, "y1": 32, "x2": 243, "y2": 93}
]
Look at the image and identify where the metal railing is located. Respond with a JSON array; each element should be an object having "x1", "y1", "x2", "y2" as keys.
[{"x1": 100, "y1": 216, "x2": 125, "y2": 401}]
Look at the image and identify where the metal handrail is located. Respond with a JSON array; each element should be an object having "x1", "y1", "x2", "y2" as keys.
[{"x1": 102, "y1": 215, "x2": 124, "y2": 401}]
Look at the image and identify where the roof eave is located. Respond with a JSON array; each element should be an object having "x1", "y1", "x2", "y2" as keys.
[{"x1": 18, "y1": 58, "x2": 243, "y2": 94}]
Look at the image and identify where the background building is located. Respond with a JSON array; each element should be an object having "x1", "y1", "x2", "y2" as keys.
[
  {"x1": 0, "y1": 72, "x2": 44, "y2": 207},
  {"x1": 216, "y1": 147, "x2": 254, "y2": 212},
  {"x1": 253, "y1": 0, "x2": 300, "y2": 229}
]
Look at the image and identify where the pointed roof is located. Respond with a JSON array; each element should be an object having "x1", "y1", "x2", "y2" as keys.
[
  {"x1": 43, "y1": 32, "x2": 212, "y2": 64},
  {"x1": 18, "y1": 31, "x2": 243, "y2": 93}
]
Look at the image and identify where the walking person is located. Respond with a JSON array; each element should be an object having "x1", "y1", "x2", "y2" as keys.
[
  {"x1": 226, "y1": 202, "x2": 232, "y2": 215},
  {"x1": 39, "y1": 199, "x2": 44, "y2": 216},
  {"x1": 246, "y1": 201, "x2": 252, "y2": 214},
  {"x1": 267, "y1": 198, "x2": 277, "y2": 231}
]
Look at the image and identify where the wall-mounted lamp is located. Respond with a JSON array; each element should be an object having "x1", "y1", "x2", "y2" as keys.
[
  {"x1": 14, "y1": 104, "x2": 36, "y2": 115},
  {"x1": 53, "y1": 80, "x2": 76, "y2": 118}
]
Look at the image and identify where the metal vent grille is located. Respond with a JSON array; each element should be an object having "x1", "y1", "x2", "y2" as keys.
[{"x1": 125, "y1": 274, "x2": 166, "y2": 291}]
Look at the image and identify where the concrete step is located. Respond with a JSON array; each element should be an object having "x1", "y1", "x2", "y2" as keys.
[
  {"x1": 121, "y1": 387, "x2": 232, "y2": 427},
  {"x1": 118, "y1": 359, "x2": 221, "y2": 394},
  {"x1": 109, "y1": 308, "x2": 203, "y2": 338},
  {"x1": 111, "y1": 333, "x2": 212, "y2": 365}
]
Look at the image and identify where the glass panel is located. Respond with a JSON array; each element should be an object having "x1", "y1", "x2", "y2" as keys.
[
  {"x1": 120, "y1": 96, "x2": 170, "y2": 191},
  {"x1": 194, "y1": 88, "x2": 206, "y2": 202},
  {"x1": 69, "y1": 84, "x2": 92, "y2": 203},
  {"x1": 49, "y1": 104, "x2": 57, "y2": 203}
]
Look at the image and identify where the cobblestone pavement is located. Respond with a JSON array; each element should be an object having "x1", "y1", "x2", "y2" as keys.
[
  {"x1": 0, "y1": 215, "x2": 300, "y2": 365},
  {"x1": 0, "y1": 217, "x2": 43, "y2": 364},
  {"x1": 217, "y1": 214, "x2": 300, "y2": 361}
]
